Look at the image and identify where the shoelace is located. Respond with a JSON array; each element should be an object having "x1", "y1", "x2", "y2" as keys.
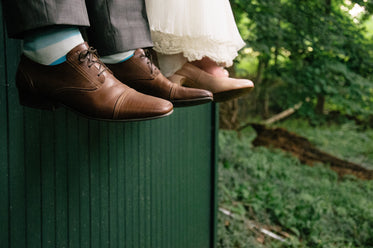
[
  {"x1": 140, "y1": 49, "x2": 157, "y2": 75},
  {"x1": 78, "y1": 47, "x2": 108, "y2": 77}
]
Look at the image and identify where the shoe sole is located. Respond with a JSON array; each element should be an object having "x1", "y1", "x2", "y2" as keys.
[
  {"x1": 213, "y1": 87, "x2": 254, "y2": 102},
  {"x1": 19, "y1": 97, "x2": 174, "y2": 122},
  {"x1": 79, "y1": 109, "x2": 174, "y2": 122},
  {"x1": 172, "y1": 96, "x2": 213, "y2": 107}
]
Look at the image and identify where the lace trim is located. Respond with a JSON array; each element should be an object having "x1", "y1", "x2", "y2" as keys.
[{"x1": 150, "y1": 30, "x2": 245, "y2": 67}]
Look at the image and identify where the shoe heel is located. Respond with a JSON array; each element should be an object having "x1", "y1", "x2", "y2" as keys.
[
  {"x1": 17, "y1": 90, "x2": 58, "y2": 110},
  {"x1": 16, "y1": 68, "x2": 58, "y2": 110}
]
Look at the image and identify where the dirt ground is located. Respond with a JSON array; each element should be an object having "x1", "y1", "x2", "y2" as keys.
[{"x1": 251, "y1": 123, "x2": 373, "y2": 180}]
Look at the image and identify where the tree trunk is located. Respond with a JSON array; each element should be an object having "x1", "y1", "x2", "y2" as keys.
[
  {"x1": 325, "y1": 0, "x2": 331, "y2": 14},
  {"x1": 316, "y1": 94, "x2": 325, "y2": 114},
  {"x1": 255, "y1": 59, "x2": 265, "y2": 84}
]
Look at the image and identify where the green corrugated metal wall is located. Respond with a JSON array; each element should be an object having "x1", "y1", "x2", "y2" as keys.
[{"x1": 0, "y1": 3, "x2": 218, "y2": 247}]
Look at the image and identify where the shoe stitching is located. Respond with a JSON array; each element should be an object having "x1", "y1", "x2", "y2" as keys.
[
  {"x1": 57, "y1": 59, "x2": 100, "y2": 94},
  {"x1": 63, "y1": 46, "x2": 107, "y2": 89},
  {"x1": 168, "y1": 84, "x2": 175, "y2": 100},
  {"x1": 113, "y1": 88, "x2": 133, "y2": 119}
]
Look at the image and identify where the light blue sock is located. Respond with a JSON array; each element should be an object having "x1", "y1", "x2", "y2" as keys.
[
  {"x1": 23, "y1": 26, "x2": 84, "y2": 65},
  {"x1": 100, "y1": 50, "x2": 135, "y2": 64}
]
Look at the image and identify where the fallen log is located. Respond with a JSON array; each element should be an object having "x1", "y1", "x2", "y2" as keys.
[
  {"x1": 251, "y1": 123, "x2": 373, "y2": 180},
  {"x1": 263, "y1": 102, "x2": 303, "y2": 125},
  {"x1": 237, "y1": 101, "x2": 304, "y2": 132}
]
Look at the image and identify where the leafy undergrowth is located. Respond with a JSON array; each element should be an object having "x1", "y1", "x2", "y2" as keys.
[{"x1": 217, "y1": 121, "x2": 373, "y2": 248}]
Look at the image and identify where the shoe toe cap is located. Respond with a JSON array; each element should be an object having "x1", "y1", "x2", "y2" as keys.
[{"x1": 115, "y1": 90, "x2": 173, "y2": 121}]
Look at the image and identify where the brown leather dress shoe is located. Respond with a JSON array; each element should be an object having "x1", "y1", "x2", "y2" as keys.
[
  {"x1": 169, "y1": 63, "x2": 254, "y2": 102},
  {"x1": 16, "y1": 43, "x2": 173, "y2": 121},
  {"x1": 107, "y1": 49, "x2": 213, "y2": 107}
]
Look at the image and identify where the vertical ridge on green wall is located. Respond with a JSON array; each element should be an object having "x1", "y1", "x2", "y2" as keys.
[
  {"x1": 0, "y1": 4, "x2": 218, "y2": 246},
  {"x1": 0, "y1": 3, "x2": 9, "y2": 247}
]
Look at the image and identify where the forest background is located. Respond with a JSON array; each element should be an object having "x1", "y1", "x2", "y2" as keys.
[
  {"x1": 221, "y1": 0, "x2": 373, "y2": 126},
  {"x1": 217, "y1": 0, "x2": 373, "y2": 247}
]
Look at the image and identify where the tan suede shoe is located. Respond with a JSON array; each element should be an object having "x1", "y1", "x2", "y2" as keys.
[
  {"x1": 169, "y1": 63, "x2": 254, "y2": 102},
  {"x1": 107, "y1": 49, "x2": 213, "y2": 107},
  {"x1": 16, "y1": 43, "x2": 173, "y2": 121}
]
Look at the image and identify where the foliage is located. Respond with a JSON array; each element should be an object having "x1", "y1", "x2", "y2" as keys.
[
  {"x1": 230, "y1": 0, "x2": 373, "y2": 122},
  {"x1": 364, "y1": 16, "x2": 373, "y2": 37},
  {"x1": 217, "y1": 120, "x2": 373, "y2": 247}
]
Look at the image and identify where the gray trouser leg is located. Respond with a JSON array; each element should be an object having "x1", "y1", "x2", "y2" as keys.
[
  {"x1": 2, "y1": 0, "x2": 90, "y2": 38},
  {"x1": 2, "y1": 0, "x2": 152, "y2": 54},
  {"x1": 85, "y1": 0, "x2": 153, "y2": 55}
]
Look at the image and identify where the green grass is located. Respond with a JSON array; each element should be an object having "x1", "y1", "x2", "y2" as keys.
[
  {"x1": 277, "y1": 119, "x2": 373, "y2": 169},
  {"x1": 217, "y1": 120, "x2": 373, "y2": 248}
]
